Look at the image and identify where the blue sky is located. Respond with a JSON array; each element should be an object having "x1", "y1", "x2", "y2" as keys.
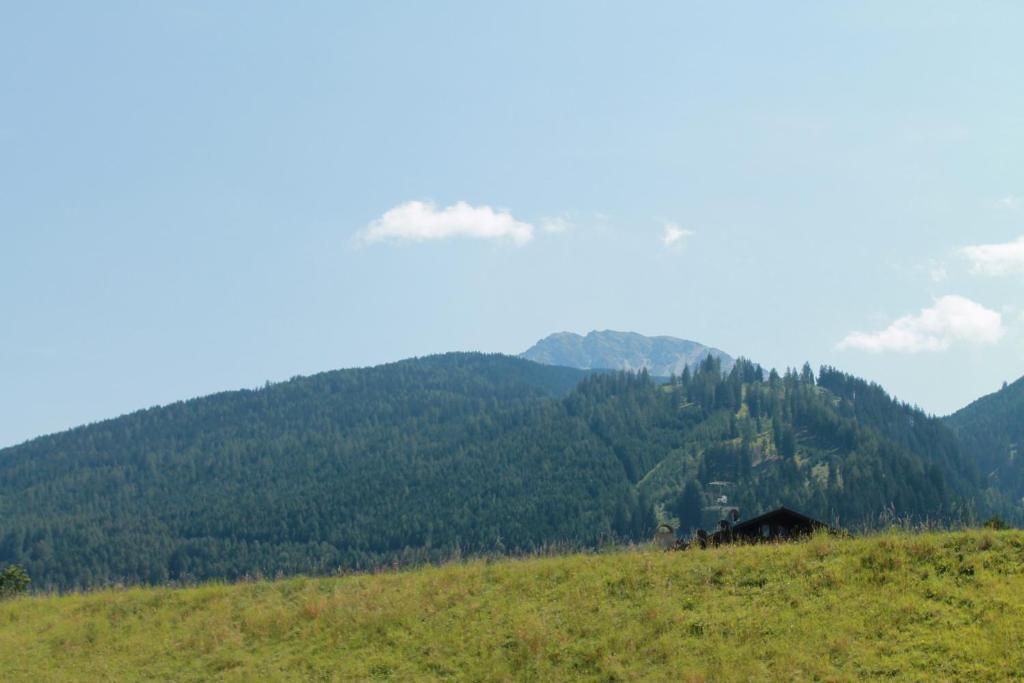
[{"x1": 3, "y1": 2, "x2": 1023, "y2": 447}]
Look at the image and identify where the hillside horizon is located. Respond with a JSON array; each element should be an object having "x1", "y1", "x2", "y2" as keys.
[
  {"x1": 3, "y1": 349, "x2": 1020, "y2": 591},
  {"x1": 5, "y1": 330, "x2": 1011, "y2": 449},
  {"x1": 7, "y1": 5, "x2": 1024, "y2": 679}
]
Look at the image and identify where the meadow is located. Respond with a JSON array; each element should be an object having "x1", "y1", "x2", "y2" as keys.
[{"x1": 2, "y1": 529, "x2": 1023, "y2": 681}]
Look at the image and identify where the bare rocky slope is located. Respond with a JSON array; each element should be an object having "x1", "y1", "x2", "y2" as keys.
[{"x1": 521, "y1": 330, "x2": 733, "y2": 376}]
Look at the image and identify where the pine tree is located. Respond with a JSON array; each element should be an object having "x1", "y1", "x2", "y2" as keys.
[
  {"x1": 670, "y1": 481, "x2": 704, "y2": 535},
  {"x1": 801, "y1": 362, "x2": 815, "y2": 385}
]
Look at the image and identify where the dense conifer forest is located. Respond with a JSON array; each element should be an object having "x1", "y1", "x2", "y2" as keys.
[
  {"x1": 946, "y1": 375, "x2": 1024, "y2": 501},
  {"x1": 0, "y1": 353, "x2": 1018, "y2": 590}
]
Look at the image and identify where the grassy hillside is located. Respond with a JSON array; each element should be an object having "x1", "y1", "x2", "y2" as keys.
[{"x1": 3, "y1": 529, "x2": 1023, "y2": 681}]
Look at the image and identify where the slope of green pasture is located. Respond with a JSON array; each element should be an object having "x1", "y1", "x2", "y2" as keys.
[{"x1": 2, "y1": 529, "x2": 1023, "y2": 681}]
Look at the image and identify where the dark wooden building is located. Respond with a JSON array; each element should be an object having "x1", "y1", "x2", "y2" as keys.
[
  {"x1": 708, "y1": 506, "x2": 833, "y2": 545},
  {"x1": 731, "y1": 506, "x2": 832, "y2": 542}
]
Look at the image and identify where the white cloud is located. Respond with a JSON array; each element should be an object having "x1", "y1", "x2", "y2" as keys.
[
  {"x1": 662, "y1": 223, "x2": 694, "y2": 248},
  {"x1": 361, "y1": 201, "x2": 534, "y2": 246},
  {"x1": 838, "y1": 295, "x2": 1004, "y2": 353},
  {"x1": 961, "y1": 235, "x2": 1024, "y2": 276},
  {"x1": 996, "y1": 195, "x2": 1021, "y2": 210},
  {"x1": 540, "y1": 216, "x2": 572, "y2": 233}
]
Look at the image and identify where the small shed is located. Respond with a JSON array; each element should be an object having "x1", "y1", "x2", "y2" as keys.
[{"x1": 728, "y1": 506, "x2": 832, "y2": 542}]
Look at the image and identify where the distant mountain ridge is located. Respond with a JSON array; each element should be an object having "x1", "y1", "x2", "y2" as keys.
[{"x1": 521, "y1": 330, "x2": 733, "y2": 376}]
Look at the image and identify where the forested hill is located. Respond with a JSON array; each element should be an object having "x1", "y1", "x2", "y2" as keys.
[
  {"x1": 0, "y1": 354, "x2": 600, "y2": 588},
  {"x1": 946, "y1": 375, "x2": 1024, "y2": 501},
  {"x1": 0, "y1": 353, "x2": 1008, "y2": 590}
]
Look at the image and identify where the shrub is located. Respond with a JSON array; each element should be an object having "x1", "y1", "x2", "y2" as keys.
[
  {"x1": 0, "y1": 565, "x2": 30, "y2": 599},
  {"x1": 983, "y1": 516, "x2": 1009, "y2": 530}
]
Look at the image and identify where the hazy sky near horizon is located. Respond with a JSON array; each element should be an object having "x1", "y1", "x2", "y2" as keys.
[{"x1": 3, "y1": 2, "x2": 1024, "y2": 447}]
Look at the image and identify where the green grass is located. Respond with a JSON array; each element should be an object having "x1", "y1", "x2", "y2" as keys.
[{"x1": 2, "y1": 529, "x2": 1024, "y2": 681}]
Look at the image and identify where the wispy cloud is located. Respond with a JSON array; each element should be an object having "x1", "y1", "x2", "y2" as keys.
[
  {"x1": 961, "y1": 235, "x2": 1024, "y2": 276},
  {"x1": 539, "y1": 216, "x2": 572, "y2": 233},
  {"x1": 996, "y1": 195, "x2": 1021, "y2": 211},
  {"x1": 838, "y1": 295, "x2": 1004, "y2": 353},
  {"x1": 661, "y1": 223, "x2": 694, "y2": 248},
  {"x1": 360, "y1": 201, "x2": 534, "y2": 246},
  {"x1": 928, "y1": 261, "x2": 948, "y2": 284}
]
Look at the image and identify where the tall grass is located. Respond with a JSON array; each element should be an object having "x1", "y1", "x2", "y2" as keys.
[{"x1": 2, "y1": 529, "x2": 1022, "y2": 681}]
